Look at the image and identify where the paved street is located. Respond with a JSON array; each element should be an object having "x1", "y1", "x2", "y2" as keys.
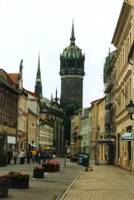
[
  {"x1": 0, "y1": 158, "x2": 80, "y2": 200},
  {"x1": 1, "y1": 160, "x2": 134, "y2": 200},
  {"x1": 61, "y1": 164, "x2": 134, "y2": 200}
]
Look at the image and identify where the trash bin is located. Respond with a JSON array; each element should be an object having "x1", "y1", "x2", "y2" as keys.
[
  {"x1": 78, "y1": 154, "x2": 84, "y2": 165},
  {"x1": 82, "y1": 155, "x2": 89, "y2": 167}
]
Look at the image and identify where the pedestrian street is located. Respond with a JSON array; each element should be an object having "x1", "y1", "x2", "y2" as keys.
[{"x1": 60, "y1": 164, "x2": 134, "y2": 200}]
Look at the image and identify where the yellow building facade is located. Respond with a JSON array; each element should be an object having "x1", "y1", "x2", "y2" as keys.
[
  {"x1": 27, "y1": 91, "x2": 39, "y2": 147},
  {"x1": 17, "y1": 93, "x2": 28, "y2": 151},
  {"x1": 97, "y1": 98, "x2": 106, "y2": 164},
  {"x1": 70, "y1": 114, "x2": 81, "y2": 155},
  {"x1": 90, "y1": 98, "x2": 105, "y2": 163},
  {"x1": 112, "y1": 1, "x2": 134, "y2": 170}
]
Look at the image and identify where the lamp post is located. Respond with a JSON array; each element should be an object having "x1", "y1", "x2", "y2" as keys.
[
  {"x1": 126, "y1": 100, "x2": 134, "y2": 172},
  {"x1": 126, "y1": 100, "x2": 134, "y2": 119}
]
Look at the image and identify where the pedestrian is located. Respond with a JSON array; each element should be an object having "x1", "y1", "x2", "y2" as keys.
[
  {"x1": 13, "y1": 150, "x2": 18, "y2": 164},
  {"x1": 7, "y1": 149, "x2": 13, "y2": 164},
  {"x1": 31, "y1": 148, "x2": 37, "y2": 163},
  {"x1": 26, "y1": 150, "x2": 31, "y2": 164},
  {"x1": 19, "y1": 149, "x2": 25, "y2": 164}
]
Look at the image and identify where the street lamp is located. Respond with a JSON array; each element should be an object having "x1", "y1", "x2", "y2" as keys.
[
  {"x1": 126, "y1": 100, "x2": 134, "y2": 138},
  {"x1": 126, "y1": 100, "x2": 134, "y2": 120},
  {"x1": 126, "y1": 100, "x2": 134, "y2": 172}
]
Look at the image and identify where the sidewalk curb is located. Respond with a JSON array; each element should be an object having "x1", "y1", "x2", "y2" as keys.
[{"x1": 59, "y1": 169, "x2": 81, "y2": 200}]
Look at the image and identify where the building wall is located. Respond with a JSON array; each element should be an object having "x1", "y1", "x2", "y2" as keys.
[
  {"x1": 80, "y1": 108, "x2": 90, "y2": 155},
  {"x1": 90, "y1": 98, "x2": 106, "y2": 164},
  {"x1": 27, "y1": 92, "x2": 39, "y2": 146},
  {"x1": 97, "y1": 99, "x2": 105, "y2": 137},
  {"x1": 0, "y1": 70, "x2": 19, "y2": 151},
  {"x1": 70, "y1": 114, "x2": 81, "y2": 155},
  {"x1": 90, "y1": 99, "x2": 100, "y2": 162},
  {"x1": 61, "y1": 76, "x2": 83, "y2": 110},
  {"x1": 39, "y1": 113, "x2": 54, "y2": 149},
  {"x1": 97, "y1": 98, "x2": 106, "y2": 164},
  {"x1": 112, "y1": 2, "x2": 134, "y2": 170},
  {"x1": 39, "y1": 123, "x2": 53, "y2": 148},
  {"x1": 27, "y1": 112, "x2": 37, "y2": 145},
  {"x1": 17, "y1": 94, "x2": 28, "y2": 151}
]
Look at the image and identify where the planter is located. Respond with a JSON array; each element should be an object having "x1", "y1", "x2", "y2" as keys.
[
  {"x1": 42, "y1": 162, "x2": 50, "y2": 172},
  {"x1": 42, "y1": 160, "x2": 60, "y2": 172},
  {"x1": 33, "y1": 167, "x2": 44, "y2": 178},
  {"x1": 0, "y1": 176, "x2": 9, "y2": 197},
  {"x1": 8, "y1": 172, "x2": 29, "y2": 189}
]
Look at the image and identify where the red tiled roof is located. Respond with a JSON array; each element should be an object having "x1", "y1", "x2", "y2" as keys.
[{"x1": 8, "y1": 73, "x2": 19, "y2": 85}]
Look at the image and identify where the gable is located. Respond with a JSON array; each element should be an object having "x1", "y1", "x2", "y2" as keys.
[{"x1": 0, "y1": 69, "x2": 16, "y2": 87}]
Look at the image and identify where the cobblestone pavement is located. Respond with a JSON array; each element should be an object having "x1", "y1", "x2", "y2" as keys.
[{"x1": 60, "y1": 164, "x2": 134, "y2": 200}]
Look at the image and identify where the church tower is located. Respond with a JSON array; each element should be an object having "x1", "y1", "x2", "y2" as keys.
[
  {"x1": 35, "y1": 54, "x2": 42, "y2": 98},
  {"x1": 60, "y1": 22, "x2": 85, "y2": 142}
]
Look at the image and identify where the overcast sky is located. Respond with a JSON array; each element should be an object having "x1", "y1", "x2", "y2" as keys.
[{"x1": 0, "y1": 0, "x2": 124, "y2": 107}]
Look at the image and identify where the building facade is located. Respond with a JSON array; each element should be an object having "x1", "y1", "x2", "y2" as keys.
[
  {"x1": 112, "y1": 1, "x2": 134, "y2": 170},
  {"x1": 70, "y1": 114, "x2": 81, "y2": 155},
  {"x1": 0, "y1": 69, "x2": 19, "y2": 165},
  {"x1": 103, "y1": 51, "x2": 117, "y2": 164},
  {"x1": 27, "y1": 91, "x2": 40, "y2": 147},
  {"x1": 80, "y1": 108, "x2": 91, "y2": 155},
  {"x1": 90, "y1": 98, "x2": 105, "y2": 163},
  {"x1": 40, "y1": 96, "x2": 64, "y2": 155},
  {"x1": 9, "y1": 60, "x2": 28, "y2": 152}
]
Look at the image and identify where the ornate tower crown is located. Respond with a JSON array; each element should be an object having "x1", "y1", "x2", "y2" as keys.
[{"x1": 60, "y1": 21, "x2": 85, "y2": 76}]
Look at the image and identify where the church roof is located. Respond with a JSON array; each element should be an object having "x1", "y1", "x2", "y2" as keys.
[{"x1": 8, "y1": 73, "x2": 19, "y2": 86}]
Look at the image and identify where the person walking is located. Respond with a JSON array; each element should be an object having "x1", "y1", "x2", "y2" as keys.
[
  {"x1": 26, "y1": 150, "x2": 31, "y2": 164},
  {"x1": 7, "y1": 149, "x2": 13, "y2": 164},
  {"x1": 31, "y1": 148, "x2": 37, "y2": 163},
  {"x1": 13, "y1": 150, "x2": 18, "y2": 164},
  {"x1": 19, "y1": 149, "x2": 25, "y2": 164}
]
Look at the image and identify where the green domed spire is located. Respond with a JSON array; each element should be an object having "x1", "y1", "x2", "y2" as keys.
[
  {"x1": 70, "y1": 20, "x2": 75, "y2": 45},
  {"x1": 60, "y1": 22, "x2": 85, "y2": 76},
  {"x1": 61, "y1": 21, "x2": 84, "y2": 60}
]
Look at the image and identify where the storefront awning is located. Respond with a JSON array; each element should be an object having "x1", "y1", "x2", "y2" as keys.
[{"x1": 121, "y1": 132, "x2": 134, "y2": 141}]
